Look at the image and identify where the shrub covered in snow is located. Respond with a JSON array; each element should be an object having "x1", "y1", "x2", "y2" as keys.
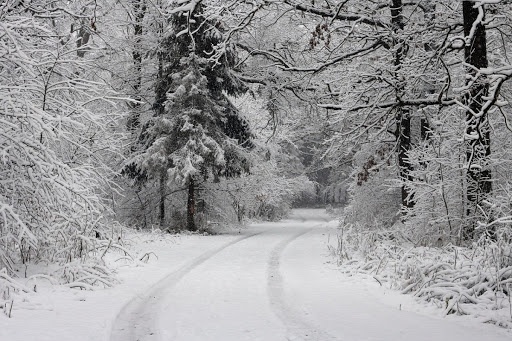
[
  {"x1": 0, "y1": 1, "x2": 126, "y2": 310},
  {"x1": 333, "y1": 221, "x2": 512, "y2": 328}
]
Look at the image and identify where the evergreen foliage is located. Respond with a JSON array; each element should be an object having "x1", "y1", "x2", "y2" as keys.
[{"x1": 125, "y1": 0, "x2": 252, "y2": 230}]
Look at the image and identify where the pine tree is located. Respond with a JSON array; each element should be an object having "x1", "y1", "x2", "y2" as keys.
[{"x1": 127, "y1": 0, "x2": 251, "y2": 231}]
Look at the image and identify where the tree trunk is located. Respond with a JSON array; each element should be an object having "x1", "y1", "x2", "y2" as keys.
[
  {"x1": 397, "y1": 108, "x2": 413, "y2": 208},
  {"x1": 421, "y1": 1, "x2": 436, "y2": 141},
  {"x1": 462, "y1": 1, "x2": 492, "y2": 238},
  {"x1": 391, "y1": 0, "x2": 413, "y2": 208},
  {"x1": 127, "y1": 0, "x2": 146, "y2": 131},
  {"x1": 159, "y1": 170, "x2": 167, "y2": 228},
  {"x1": 187, "y1": 176, "x2": 197, "y2": 231},
  {"x1": 76, "y1": 21, "x2": 91, "y2": 58}
]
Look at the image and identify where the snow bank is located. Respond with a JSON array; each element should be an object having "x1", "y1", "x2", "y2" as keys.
[
  {"x1": 330, "y1": 222, "x2": 512, "y2": 328},
  {"x1": 0, "y1": 228, "x2": 239, "y2": 341}
]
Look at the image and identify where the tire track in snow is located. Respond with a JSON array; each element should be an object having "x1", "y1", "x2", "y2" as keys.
[
  {"x1": 110, "y1": 231, "x2": 263, "y2": 341},
  {"x1": 267, "y1": 224, "x2": 338, "y2": 341}
]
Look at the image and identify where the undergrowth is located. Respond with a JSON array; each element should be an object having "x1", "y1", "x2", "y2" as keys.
[
  {"x1": 330, "y1": 221, "x2": 512, "y2": 328},
  {"x1": 0, "y1": 225, "x2": 164, "y2": 318}
]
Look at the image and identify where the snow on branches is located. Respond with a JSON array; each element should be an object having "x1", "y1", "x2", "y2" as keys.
[
  {"x1": 334, "y1": 222, "x2": 512, "y2": 327},
  {"x1": 0, "y1": 0, "x2": 126, "y2": 300}
]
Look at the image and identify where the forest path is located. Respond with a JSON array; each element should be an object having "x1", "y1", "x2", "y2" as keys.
[{"x1": 110, "y1": 209, "x2": 510, "y2": 341}]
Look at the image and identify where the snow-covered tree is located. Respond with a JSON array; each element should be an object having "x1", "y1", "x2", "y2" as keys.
[
  {"x1": 126, "y1": 0, "x2": 251, "y2": 231},
  {"x1": 207, "y1": 0, "x2": 512, "y2": 243},
  {"x1": 0, "y1": 0, "x2": 124, "y2": 281}
]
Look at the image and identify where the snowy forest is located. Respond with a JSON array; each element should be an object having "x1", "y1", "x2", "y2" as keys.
[{"x1": 2, "y1": 0, "x2": 512, "y2": 336}]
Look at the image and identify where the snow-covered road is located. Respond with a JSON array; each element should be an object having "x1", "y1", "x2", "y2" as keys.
[{"x1": 110, "y1": 209, "x2": 511, "y2": 341}]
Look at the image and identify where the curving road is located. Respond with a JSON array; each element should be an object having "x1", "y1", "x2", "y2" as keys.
[{"x1": 110, "y1": 209, "x2": 511, "y2": 341}]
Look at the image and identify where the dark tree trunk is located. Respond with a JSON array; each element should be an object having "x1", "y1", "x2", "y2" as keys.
[
  {"x1": 397, "y1": 109, "x2": 413, "y2": 208},
  {"x1": 76, "y1": 24, "x2": 91, "y2": 58},
  {"x1": 127, "y1": 0, "x2": 147, "y2": 131},
  {"x1": 421, "y1": 1, "x2": 436, "y2": 141},
  {"x1": 159, "y1": 170, "x2": 167, "y2": 228},
  {"x1": 391, "y1": 0, "x2": 414, "y2": 208},
  {"x1": 462, "y1": 1, "x2": 492, "y2": 238},
  {"x1": 156, "y1": 17, "x2": 169, "y2": 231},
  {"x1": 187, "y1": 176, "x2": 197, "y2": 231}
]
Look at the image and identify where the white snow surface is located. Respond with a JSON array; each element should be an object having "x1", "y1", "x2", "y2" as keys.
[{"x1": 1, "y1": 209, "x2": 511, "y2": 341}]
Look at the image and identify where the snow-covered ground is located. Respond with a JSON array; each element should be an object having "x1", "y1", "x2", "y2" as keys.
[{"x1": 1, "y1": 209, "x2": 511, "y2": 340}]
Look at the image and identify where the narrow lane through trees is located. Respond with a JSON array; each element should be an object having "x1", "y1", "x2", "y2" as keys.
[{"x1": 110, "y1": 210, "x2": 510, "y2": 341}]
